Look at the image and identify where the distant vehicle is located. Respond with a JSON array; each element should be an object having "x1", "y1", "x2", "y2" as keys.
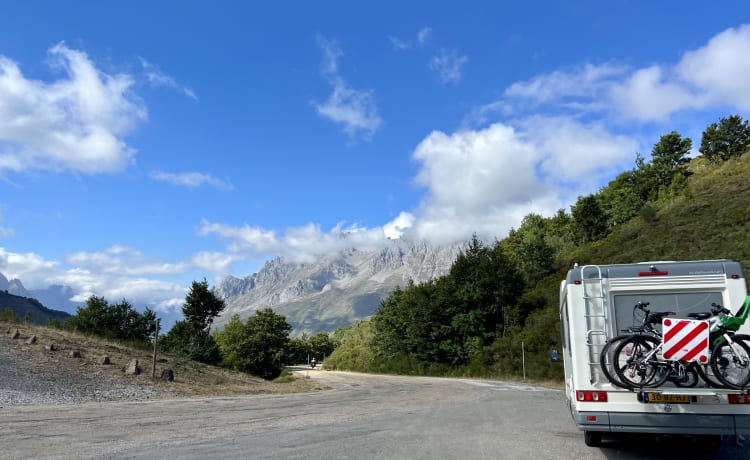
[{"x1": 559, "y1": 260, "x2": 750, "y2": 448}]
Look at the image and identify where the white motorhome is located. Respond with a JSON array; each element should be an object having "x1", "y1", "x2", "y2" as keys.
[{"x1": 559, "y1": 260, "x2": 750, "y2": 447}]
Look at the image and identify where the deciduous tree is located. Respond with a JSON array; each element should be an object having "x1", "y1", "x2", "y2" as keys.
[{"x1": 700, "y1": 114, "x2": 750, "y2": 163}]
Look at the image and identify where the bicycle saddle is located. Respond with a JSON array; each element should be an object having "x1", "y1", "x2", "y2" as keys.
[
  {"x1": 688, "y1": 312, "x2": 712, "y2": 320},
  {"x1": 646, "y1": 311, "x2": 676, "y2": 323}
]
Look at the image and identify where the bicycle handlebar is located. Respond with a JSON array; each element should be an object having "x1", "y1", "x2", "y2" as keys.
[{"x1": 711, "y1": 302, "x2": 731, "y2": 315}]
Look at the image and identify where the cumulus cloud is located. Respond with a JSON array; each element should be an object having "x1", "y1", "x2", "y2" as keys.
[
  {"x1": 150, "y1": 170, "x2": 234, "y2": 190},
  {"x1": 0, "y1": 43, "x2": 146, "y2": 174},
  {"x1": 313, "y1": 35, "x2": 382, "y2": 140},
  {"x1": 499, "y1": 24, "x2": 750, "y2": 122},
  {"x1": 676, "y1": 24, "x2": 750, "y2": 110},
  {"x1": 405, "y1": 121, "x2": 637, "y2": 243},
  {"x1": 429, "y1": 49, "x2": 468, "y2": 85},
  {"x1": 139, "y1": 57, "x2": 197, "y2": 100}
]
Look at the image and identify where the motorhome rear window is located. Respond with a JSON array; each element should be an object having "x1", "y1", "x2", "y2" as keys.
[{"x1": 613, "y1": 292, "x2": 723, "y2": 332}]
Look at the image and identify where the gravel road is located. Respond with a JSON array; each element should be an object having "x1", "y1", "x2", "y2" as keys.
[{"x1": 4, "y1": 369, "x2": 748, "y2": 460}]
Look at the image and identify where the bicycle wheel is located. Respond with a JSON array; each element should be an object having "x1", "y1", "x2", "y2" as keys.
[
  {"x1": 613, "y1": 335, "x2": 670, "y2": 388},
  {"x1": 695, "y1": 361, "x2": 726, "y2": 388},
  {"x1": 673, "y1": 364, "x2": 699, "y2": 388},
  {"x1": 599, "y1": 335, "x2": 639, "y2": 389},
  {"x1": 710, "y1": 334, "x2": 750, "y2": 389}
]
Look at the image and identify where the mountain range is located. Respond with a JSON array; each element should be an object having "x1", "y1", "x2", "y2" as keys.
[
  {"x1": 0, "y1": 238, "x2": 464, "y2": 335},
  {"x1": 214, "y1": 239, "x2": 465, "y2": 335},
  {"x1": 0, "y1": 272, "x2": 72, "y2": 325},
  {"x1": 0, "y1": 272, "x2": 78, "y2": 314}
]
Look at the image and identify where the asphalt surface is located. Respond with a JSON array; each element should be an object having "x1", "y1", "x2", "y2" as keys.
[{"x1": 2, "y1": 369, "x2": 748, "y2": 459}]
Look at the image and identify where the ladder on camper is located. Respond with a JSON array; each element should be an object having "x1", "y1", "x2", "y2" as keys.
[{"x1": 580, "y1": 265, "x2": 610, "y2": 384}]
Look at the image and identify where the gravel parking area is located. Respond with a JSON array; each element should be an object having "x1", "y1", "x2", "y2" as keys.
[{"x1": 0, "y1": 328, "x2": 173, "y2": 407}]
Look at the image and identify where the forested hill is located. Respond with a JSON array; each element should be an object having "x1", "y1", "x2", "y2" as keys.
[
  {"x1": 326, "y1": 116, "x2": 750, "y2": 381},
  {"x1": 569, "y1": 153, "x2": 750, "y2": 271},
  {"x1": 0, "y1": 291, "x2": 71, "y2": 325}
]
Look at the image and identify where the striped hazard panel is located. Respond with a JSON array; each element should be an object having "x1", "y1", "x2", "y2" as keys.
[{"x1": 662, "y1": 318, "x2": 710, "y2": 363}]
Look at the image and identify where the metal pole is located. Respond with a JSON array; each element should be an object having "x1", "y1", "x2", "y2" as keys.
[{"x1": 522, "y1": 341, "x2": 526, "y2": 381}]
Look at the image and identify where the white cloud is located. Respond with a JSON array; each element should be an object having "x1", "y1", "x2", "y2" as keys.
[
  {"x1": 0, "y1": 43, "x2": 146, "y2": 174},
  {"x1": 517, "y1": 116, "x2": 640, "y2": 185},
  {"x1": 609, "y1": 66, "x2": 703, "y2": 121},
  {"x1": 314, "y1": 35, "x2": 382, "y2": 140},
  {"x1": 504, "y1": 62, "x2": 627, "y2": 106},
  {"x1": 65, "y1": 245, "x2": 188, "y2": 276},
  {"x1": 314, "y1": 77, "x2": 382, "y2": 139},
  {"x1": 429, "y1": 49, "x2": 468, "y2": 85},
  {"x1": 406, "y1": 120, "x2": 638, "y2": 244},
  {"x1": 198, "y1": 218, "x2": 393, "y2": 263},
  {"x1": 417, "y1": 27, "x2": 432, "y2": 45},
  {"x1": 150, "y1": 170, "x2": 234, "y2": 190},
  {"x1": 383, "y1": 212, "x2": 415, "y2": 239},
  {"x1": 388, "y1": 36, "x2": 409, "y2": 51},
  {"x1": 676, "y1": 24, "x2": 750, "y2": 110},
  {"x1": 139, "y1": 57, "x2": 198, "y2": 100},
  {"x1": 316, "y1": 34, "x2": 343, "y2": 75},
  {"x1": 500, "y1": 24, "x2": 750, "y2": 122},
  {"x1": 0, "y1": 245, "x2": 204, "y2": 316},
  {"x1": 389, "y1": 27, "x2": 432, "y2": 50}
]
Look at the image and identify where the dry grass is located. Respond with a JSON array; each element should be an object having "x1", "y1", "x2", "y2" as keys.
[{"x1": 1, "y1": 321, "x2": 326, "y2": 399}]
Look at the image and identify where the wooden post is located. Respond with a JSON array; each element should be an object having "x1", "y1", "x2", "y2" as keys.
[{"x1": 152, "y1": 319, "x2": 160, "y2": 379}]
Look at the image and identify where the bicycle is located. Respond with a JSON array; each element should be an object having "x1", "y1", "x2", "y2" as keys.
[
  {"x1": 612, "y1": 297, "x2": 750, "y2": 389},
  {"x1": 708, "y1": 296, "x2": 750, "y2": 389},
  {"x1": 600, "y1": 302, "x2": 716, "y2": 389}
]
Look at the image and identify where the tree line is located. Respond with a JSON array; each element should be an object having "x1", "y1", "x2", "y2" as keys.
[{"x1": 55, "y1": 279, "x2": 336, "y2": 379}]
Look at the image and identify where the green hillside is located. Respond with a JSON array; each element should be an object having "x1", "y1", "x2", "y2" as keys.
[
  {"x1": 0, "y1": 291, "x2": 71, "y2": 325},
  {"x1": 572, "y1": 154, "x2": 750, "y2": 271}
]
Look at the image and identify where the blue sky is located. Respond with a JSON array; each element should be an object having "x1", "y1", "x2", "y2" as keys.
[{"x1": 1, "y1": 1, "x2": 749, "y2": 324}]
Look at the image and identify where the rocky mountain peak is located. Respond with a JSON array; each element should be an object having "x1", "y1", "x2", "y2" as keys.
[{"x1": 214, "y1": 239, "x2": 464, "y2": 335}]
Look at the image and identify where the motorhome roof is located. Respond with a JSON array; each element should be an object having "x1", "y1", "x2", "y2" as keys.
[{"x1": 566, "y1": 259, "x2": 744, "y2": 283}]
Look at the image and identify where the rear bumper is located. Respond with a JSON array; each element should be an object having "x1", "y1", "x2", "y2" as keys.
[{"x1": 576, "y1": 411, "x2": 750, "y2": 435}]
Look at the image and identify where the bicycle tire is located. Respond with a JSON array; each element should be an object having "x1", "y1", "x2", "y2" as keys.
[
  {"x1": 710, "y1": 334, "x2": 750, "y2": 389},
  {"x1": 612, "y1": 335, "x2": 670, "y2": 389},
  {"x1": 695, "y1": 361, "x2": 726, "y2": 388},
  {"x1": 599, "y1": 335, "x2": 644, "y2": 389}
]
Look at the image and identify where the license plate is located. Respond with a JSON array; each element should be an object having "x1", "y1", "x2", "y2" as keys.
[{"x1": 643, "y1": 393, "x2": 691, "y2": 404}]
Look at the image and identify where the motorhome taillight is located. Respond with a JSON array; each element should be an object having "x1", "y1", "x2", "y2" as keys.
[
  {"x1": 576, "y1": 390, "x2": 608, "y2": 402},
  {"x1": 728, "y1": 394, "x2": 750, "y2": 404},
  {"x1": 731, "y1": 274, "x2": 740, "y2": 279},
  {"x1": 638, "y1": 271, "x2": 668, "y2": 276}
]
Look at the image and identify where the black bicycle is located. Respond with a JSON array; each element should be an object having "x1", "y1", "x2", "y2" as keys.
[{"x1": 600, "y1": 302, "x2": 723, "y2": 389}]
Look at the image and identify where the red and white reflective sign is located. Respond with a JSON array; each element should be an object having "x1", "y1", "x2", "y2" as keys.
[{"x1": 662, "y1": 318, "x2": 709, "y2": 362}]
